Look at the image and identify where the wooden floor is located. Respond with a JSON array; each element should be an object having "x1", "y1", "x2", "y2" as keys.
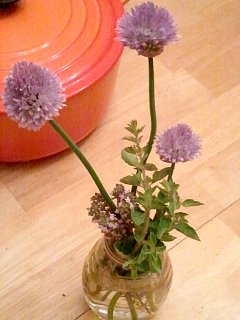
[{"x1": 1, "y1": 0, "x2": 240, "y2": 319}]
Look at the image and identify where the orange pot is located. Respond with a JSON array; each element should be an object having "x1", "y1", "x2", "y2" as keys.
[{"x1": 0, "y1": 0, "x2": 124, "y2": 162}]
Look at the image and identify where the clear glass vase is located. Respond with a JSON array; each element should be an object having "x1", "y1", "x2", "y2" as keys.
[{"x1": 82, "y1": 237, "x2": 173, "y2": 320}]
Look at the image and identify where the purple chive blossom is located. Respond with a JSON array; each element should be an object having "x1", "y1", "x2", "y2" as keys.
[
  {"x1": 3, "y1": 61, "x2": 66, "y2": 131},
  {"x1": 156, "y1": 124, "x2": 201, "y2": 163},
  {"x1": 116, "y1": 1, "x2": 178, "y2": 57}
]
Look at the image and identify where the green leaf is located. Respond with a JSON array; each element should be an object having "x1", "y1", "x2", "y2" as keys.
[
  {"x1": 152, "y1": 168, "x2": 171, "y2": 182},
  {"x1": 149, "y1": 232, "x2": 157, "y2": 247},
  {"x1": 182, "y1": 199, "x2": 204, "y2": 207},
  {"x1": 123, "y1": 136, "x2": 136, "y2": 143},
  {"x1": 138, "y1": 188, "x2": 153, "y2": 210},
  {"x1": 120, "y1": 174, "x2": 140, "y2": 186},
  {"x1": 156, "y1": 216, "x2": 171, "y2": 239},
  {"x1": 131, "y1": 210, "x2": 145, "y2": 226},
  {"x1": 168, "y1": 201, "x2": 175, "y2": 215},
  {"x1": 137, "y1": 125, "x2": 145, "y2": 134},
  {"x1": 123, "y1": 258, "x2": 134, "y2": 269},
  {"x1": 155, "y1": 244, "x2": 166, "y2": 253},
  {"x1": 136, "y1": 244, "x2": 150, "y2": 264},
  {"x1": 161, "y1": 233, "x2": 176, "y2": 242},
  {"x1": 175, "y1": 223, "x2": 200, "y2": 241},
  {"x1": 145, "y1": 163, "x2": 158, "y2": 171},
  {"x1": 121, "y1": 150, "x2": 139, "y2": 167},
  {"x1": 113, "y1": 237, "x2": 135, "y2": 255},
  {"x1": 175, "y1": 212, "x2": 188, "y2": 217},
  {"x1": 149, "y1": 254, "x2": 162, "y2": 273},
  {"x1": 151, "y1": 197, "x2": 165, "y2": 209},
  {"x1": 157, "y1": 190, "x2": 169, "y2": 203},
  {"x1": 135, "y1": 261, "x2": 148, "y2": 273},
  {"x1": 125, "y1": 120, "x2": 138, "y2": 134},
  {"x1": 134, "y1": 226, "x2": 146, "y2": 242}
]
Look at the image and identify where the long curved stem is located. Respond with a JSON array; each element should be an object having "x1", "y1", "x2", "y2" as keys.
[
  {"x1": 143, "y1": 57, "x2": 157, "y2": 163},
  {"x1": 131, "y1": 58, "x2": 156, "y2": 196},
  {"x1": 49, "y1": 120, "x2": 116, "y2": 212}
]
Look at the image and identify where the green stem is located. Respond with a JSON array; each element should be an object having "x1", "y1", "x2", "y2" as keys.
[
  {"x1": 146, "y1": 292, "x2": 158, "y2": 312},
  {"x1": 108, "y1": 292, "x2": 122, "y2": 320},
  {"x1": 133, "y1": 210, "x2": 150, "y2": 255},
  {"x1": 49, "y1": 120, "x2": 116, "y2": 212},
  {"x1": 131, "y1": 58, "x2": 156, "y2": 196},
  {"x1": 101, "y1": 289, "x2": 112, "y2": 301},
  {"x1": 125, "y1": 293, "x2": 138, "y2": 320},
  {"x1": 143, "y1": 57, "x2": 157, "y2": 164},
  {"x1": 168, "y1": 163, "x2": 175, "y2": 181}
]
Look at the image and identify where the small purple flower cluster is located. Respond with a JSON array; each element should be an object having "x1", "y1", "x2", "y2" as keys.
[{"x1": 88, "y1": 184, "x2": 135, "y2": 240}]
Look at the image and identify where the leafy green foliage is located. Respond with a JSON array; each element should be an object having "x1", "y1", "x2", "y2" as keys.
[
  {"x1": 114, "y1": 237, "x2": 135, "y2": 255},
  {"x1": 116, "y1": 120, "x2": 203, "y2": 278},
  {"x1": 123, "y1": 239, "x2": 165, "y2": 278}
]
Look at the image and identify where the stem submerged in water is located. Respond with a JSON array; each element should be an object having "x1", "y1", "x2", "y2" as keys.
[
  {"x1": 125, "y1": 293, "x2": 138, "y2": 320},
  {"x1": 108, "y1": 292, "x2": 122, "y2": 320}
]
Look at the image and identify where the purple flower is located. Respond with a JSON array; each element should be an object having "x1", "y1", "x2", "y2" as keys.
[
  {"x1": 88, "y1": 185, "x2": 135, "y2": 240},
  {"x1": 3, "y1": 61, "x2": 66, "y2": 131},
  {"x1": 116, "y1": 1, "x2": 178, "y2": 57},
  {"x1": 156, "y1": 124, "x2": 201, "y2": 163}
]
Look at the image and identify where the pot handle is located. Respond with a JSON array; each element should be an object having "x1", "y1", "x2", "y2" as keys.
[{"x1": 121, "y1": 0, "x2": 130, "y2": 5}]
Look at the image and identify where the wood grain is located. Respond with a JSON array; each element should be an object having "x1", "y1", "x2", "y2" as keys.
[{"x1": 0, "y1": 0, "x2": 240, "y2": 319}]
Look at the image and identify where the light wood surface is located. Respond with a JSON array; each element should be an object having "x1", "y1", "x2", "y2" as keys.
[{"x1": 1, "y1": 0, "x2": 240, "y2": 319}]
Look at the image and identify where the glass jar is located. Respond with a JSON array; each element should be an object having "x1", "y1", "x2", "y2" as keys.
[{"x1": 82, "y1": 237, "x2": 173, "y2": 320}]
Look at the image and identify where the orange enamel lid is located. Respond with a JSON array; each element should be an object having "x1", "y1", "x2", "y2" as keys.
[{"x1": 0, "y1": 0, "x2": 124, "y2": 113}]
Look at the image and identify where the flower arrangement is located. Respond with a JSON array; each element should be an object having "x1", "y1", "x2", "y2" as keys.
[{"x1": 3, "y1": 2, "x2": 203, "y2": 319}]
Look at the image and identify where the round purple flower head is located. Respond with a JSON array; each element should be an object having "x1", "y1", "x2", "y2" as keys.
[
  {"x1": 116, "y1": 1, "x2": 178, "y2": 57},
  {"x1": 3, "y1": 61, "x2": 66, "y2": 131},
  {"x1": 156, "y1": 124, "x2": 201, "y2": 163}
]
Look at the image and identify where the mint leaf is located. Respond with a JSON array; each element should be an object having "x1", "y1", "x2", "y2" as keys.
[
  {"x1": 156, "y1": 216, "x2": 171, "y2": 239},
  {"x1": 149, "y1": 232, "x2": 157, "y2": 246},
  {"x1": 145, "y1": 163, "x2": 158, "y2": 171},
  {"x1": 161, "y1": 233, "x2": 176, "y2": 241},
  {"x1": 175, "y1": 223, "x2": 200, "y2": 241},
  {"x1": 138, "y1": 188, "x2": 153, "y2": 210},
  {"x1": 152, "y1": 168, "x2": 171, "y2": 182},
  {"x1": 134, "y1": 226, "x2": 145, "y2": 242},
  {"x1": 125, "y1": 120, "x2": 138, "y2": 134},
  {"x1": 131, "y1": 210, "x2": 145, "y2": 226},
  {"x1": 123, "y1": 136, "x2": 136, "y2": 143},
  {"x1": 120, "y1": 174, "x2": 140, "y2": 186},
  {"x1": 182, "y1": 199, "x2": 204, "y2": 207},
  {"x1": 121, "y1": 150, "x2": 139, "y2": 167}
]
